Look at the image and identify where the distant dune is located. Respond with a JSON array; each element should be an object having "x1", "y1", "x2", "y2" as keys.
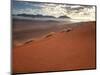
[{"x1": 13, "y1": 21, "x2": 96, "y2": 74}]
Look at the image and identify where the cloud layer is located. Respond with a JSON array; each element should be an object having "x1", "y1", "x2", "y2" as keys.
[{"x1": 12, "y1": 1, "x2": 95, "y2": 20}]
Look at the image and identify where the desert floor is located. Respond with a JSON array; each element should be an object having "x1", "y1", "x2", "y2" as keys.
[{"x1": 13, "y1": 21, "x2": 96, "y2": 74}]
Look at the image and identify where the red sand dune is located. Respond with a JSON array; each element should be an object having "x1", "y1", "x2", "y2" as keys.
[{"x1": 13, "y1": 21, "x2": 96, "y2": 74}]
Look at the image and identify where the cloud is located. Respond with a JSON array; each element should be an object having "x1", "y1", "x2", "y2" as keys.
[
  {"x1": 67, "y1": 6, "x2": 95, "y2": 20},
  {"x1": 41, "y1": 4, "x2": 68, "y2": 17}
]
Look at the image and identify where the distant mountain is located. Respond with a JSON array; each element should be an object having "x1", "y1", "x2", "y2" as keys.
[
  {"x1": 59, "y1": 16, "x2": 71, "y2": 18},
  {"x1": 13, "y1": 14, "x2": 71, "y2": 19},
  {"x1": 15, "y1": 14, "x2": 56, "y2": 18}
]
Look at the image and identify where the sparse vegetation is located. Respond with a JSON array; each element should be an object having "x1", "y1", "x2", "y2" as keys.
[
  {"x1": 24, "y1": 39, "x2": 34, "y2": 44},
  {"x1": 44, "y1": 32, "x2": 55, "y2": 38},
  {"x1": 61, "y1": 28, "x2": 72, "y2": 32}
]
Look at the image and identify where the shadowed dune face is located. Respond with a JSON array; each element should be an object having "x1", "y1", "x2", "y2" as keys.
[{"x1": 13, "y1": 21, "x2": 96, "y2": 73}]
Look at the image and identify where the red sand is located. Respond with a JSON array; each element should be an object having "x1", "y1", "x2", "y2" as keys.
[{"x1": 13, "y1": 21, "x2": 96, "y2": 73}]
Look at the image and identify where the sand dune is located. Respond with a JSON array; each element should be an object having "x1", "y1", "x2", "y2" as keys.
[
  {"x1": 13, "y1": 19, "x2": 78, "y2": 45},
  {"x1": 13, "y1": 21, "x2": 96, "y2": 74}
]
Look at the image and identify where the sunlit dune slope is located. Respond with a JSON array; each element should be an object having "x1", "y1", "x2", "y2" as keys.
[{"x1": 13, "y1": 21, "x2": 96, "y2": 73}]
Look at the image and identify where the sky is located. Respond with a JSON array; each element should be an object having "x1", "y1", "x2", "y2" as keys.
[{"x1": 12, "y1": 0, "x2": 96, "y2": 20}]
